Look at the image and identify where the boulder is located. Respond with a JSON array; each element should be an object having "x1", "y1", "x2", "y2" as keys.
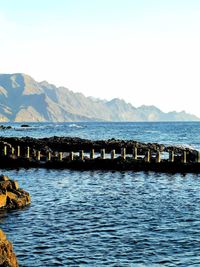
[
  {"x1": 0, "y1": 175, "x2": 9, "y2": 182},
  {"x1": 0, "y1": 194, "x2": 7, "y2": 208},
  {"x1": 10, "y1": 181, "x2": 19, "y2": 191},
  {"x1": 0, "y1": 229, "x2": 18, "y2": 267},
  {"x1": 0, "y1": 175, "x2": 31, "y2": 211},
  {"x1": 0, "y1": 178, "x2": 31, "y2": 211},
  {"x1": 0, "y1": 181, "x2": 13, "y2": 191}
]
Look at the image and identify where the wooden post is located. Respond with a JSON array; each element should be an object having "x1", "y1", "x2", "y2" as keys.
[
  {"x1": 69, "y1": 152, "x2": 74, "y2": 161},
  {"x1": 133, "y1": 147, "x2": 137, "y2": 160},
  {"x1": 79, "y1": 150, "x2": 84, "y2": 160},
  {"x1": 111, "y1": 149, "x2": 115, "y2": 159},
  {"x1": 100, "y1": 149, "x2": 105, "y2": 159},
  {"x1": 156, "y1": 151, "x2": 161, "y2": 163},
  {"x1": 3, "y1": 146, "x2": 7, "y2": 156},
  {"x1": 169, "y1": 150, "x2": 174, "y2": 162},
  {"x1": 121, "y1": 148, "x2": 126, "y2": 160},
  {"x1": 196, "y1": 151, "x2": 200, "y2": 163},
  {"x1": 59, "y1": 152, "x2": 63, "y2": 161},
  {"x1": 90, "y1": 149, "x2": 94, "y2": 159},
  {"x1": 33, "y1": 149, "x2": 37, "y2": 158},
  {"x1": 47, "y1": 152, "x2": 51, "y2": 161},
  {"x1": 145, "y1": 150, "x2": 150, "y2": 162},
  {"x1": 17, "y1": 146, "x2": 20, "y2": 157},
  {"x1": 26, "y1": 147, "x2": 30, "y2": 159},
  {"x1": 37, "y1": 151, "x2": 41, "y2": 161},
  {"x1": 182, "y1": 150, "x2": 187, "y2": 163},
  {"x1": 11, "y1": 147, "x2": 15, "y2": 155}
]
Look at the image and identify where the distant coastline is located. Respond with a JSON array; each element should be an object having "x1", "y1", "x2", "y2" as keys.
[{"x1": 0, "y1": 73, "x2": 199, "y2": 122}]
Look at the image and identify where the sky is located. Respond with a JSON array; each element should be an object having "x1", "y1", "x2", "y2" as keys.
[{"x1": 1, "y1": 0, "x2": 200, "y2": 116}]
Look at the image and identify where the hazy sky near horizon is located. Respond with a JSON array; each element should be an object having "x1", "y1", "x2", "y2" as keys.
[{"x1": 1, "y1": 0, "x2": 200, "y2": 116}]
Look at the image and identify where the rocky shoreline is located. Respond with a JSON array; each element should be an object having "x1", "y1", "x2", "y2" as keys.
[{"x1": 0, "y1": 175, "x2": 31, "y2": 267}]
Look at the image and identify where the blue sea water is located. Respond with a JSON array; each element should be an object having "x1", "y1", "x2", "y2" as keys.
[{"x1": 1, "y1": 122, "x2": 200, "y2": 266}]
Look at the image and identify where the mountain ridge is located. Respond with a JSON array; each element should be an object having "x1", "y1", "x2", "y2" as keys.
[{"x1": 0, "y1": 73, "x2": 198, "y2": 122}]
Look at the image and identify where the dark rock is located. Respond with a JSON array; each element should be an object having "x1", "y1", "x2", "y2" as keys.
[
  {"x1": 0, "y1": 181, "x2": 13, "y2": 191},
  {"x1": 0, "y1": 125, "x2": 12, "y2": 130},
  {"x1": 20, "y1": 124, "x2": 30, "y2": 127},
  {"x1": 0, "y1": 175, "x2": 9, "y2": 182}
]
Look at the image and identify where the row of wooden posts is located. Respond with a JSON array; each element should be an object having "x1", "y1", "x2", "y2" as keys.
[{"x1": 2, "y1": 145, "x2": 200, "y2": 164}]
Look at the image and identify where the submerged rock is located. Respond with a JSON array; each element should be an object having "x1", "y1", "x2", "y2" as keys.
[
  {"x1": 0, "y1": 125, "x2": 12, "y2": 130},
  {"x1": 20, "y1": 124, "x2": 30, "y2": 128}
]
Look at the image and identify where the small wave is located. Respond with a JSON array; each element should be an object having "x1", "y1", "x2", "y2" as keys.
[
  {"x1": 69, "y1": 124, "x2": 85, "y2": 129},
  {"x1": 144, "y1": 130, "x2": 160, "y2": 133},
  {"x1": 13, "y1": 124, "x2": 61, "y2": 130},
  {"x1": 14, "y1": 126, "x2": 35, "y2": 131},
  {"x1": 14, "y1": 126, "x2": 49, "y2": 131}
]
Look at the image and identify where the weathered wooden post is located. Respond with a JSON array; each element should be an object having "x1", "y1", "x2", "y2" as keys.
[
  {"x1": 133, "y1": 147, "x2": 137, "y2": 160},
  {"x1": 169, "y1": 150, "x2": 174, "y2": 162},
  {"x1": 156, "y1": 150, "x2": 161, "y2": 163},
  {"x1": 111, "y1": 149, "x2": 115, "y2": 159},
  {"x1": 3, "y1": 146, "x2": 7, "y2": 156},
  {"x1": 33, "y1": 149, "x2": 37, "y2": 158},
  {"x1": 90, "y1": 149, "x2": 94, "y2": 159},
  {"x1": 196, "y1": 151, "x2": 200, "y2": 163},
  {"x1": 17, "y1": 146, "x2": 20, "y2": 157},
  {"x1": 26, "y1": 147, "x2": 30, "y2": 159},
  {"x1": 121, "y1": 148, "x2": 126, "y2": 160},
  {"x1": 182, "y1": 150, "x2": 187, "y2": 163},
  {"x1": 79, "y1": 150, "x2": 84, "y2": 160},
  {"x1": 100, "y1": 149, "x2": 105, "y2": 159},
  {"x1": 69, "y1": 152, "x2": 74, "y2": 161},
  {"x1": 11, "y1": 147, "x2": 15, "y2": 156},
  {"x1": 47, "y1": 152, "x2": 51, "y2": 161},
  {"x1": 59, "y1": 152, "x2": 63, "y2": 161},
  {"x1": 145, "y1": 150, "x2": 150, "y2": 162},
  {"x1": 37, "y1": 151, "x2": 41, "y2": 161}
]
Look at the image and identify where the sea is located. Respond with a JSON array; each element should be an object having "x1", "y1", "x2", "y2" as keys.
[{"x1": 1, "y1": 121, "x2": 200, "y2": 267}]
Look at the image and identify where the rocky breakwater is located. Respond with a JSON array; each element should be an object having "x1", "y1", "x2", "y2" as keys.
[
  {"x1": 0, "y1": 136, "x2": 197, "y2": 160},
  {"x1": 0, "y1": 136, "x2": 199, "y2": 172},
  {"x1": 0, "y1": 175, "x2": 31, "y2": 267},
  {"x1": 0, "y1": 136, "x2": 167, "y2": 154}
]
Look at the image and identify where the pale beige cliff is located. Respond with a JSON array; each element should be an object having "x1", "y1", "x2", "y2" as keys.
[{"x1": 0, "y1": 73, "x2": 199, "y2": 122}]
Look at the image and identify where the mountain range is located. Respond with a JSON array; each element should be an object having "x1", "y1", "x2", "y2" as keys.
[{"x1": 0, "y1": 73, "x2": 198, "y2": 122}]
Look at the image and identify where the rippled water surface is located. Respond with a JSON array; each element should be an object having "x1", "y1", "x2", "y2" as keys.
[
  {"x1": 1, "y1": 122, "x2": 200, "y2": 266},
  {"x1": 1, "y1": 169, "x2": 200, "y2": 266}
]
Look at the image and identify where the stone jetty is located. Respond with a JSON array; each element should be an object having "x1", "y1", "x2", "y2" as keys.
[
  {"x1": 0, "y1": 136, "x2": 199, "y2": 173},
  {"x1": 0, "y1": 175, "x2": 31, "y2": 267}
]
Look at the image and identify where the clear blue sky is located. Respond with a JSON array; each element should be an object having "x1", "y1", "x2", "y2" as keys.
[{"x1": 1, "y1": 0, "x2": 200, "y2": 116}]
